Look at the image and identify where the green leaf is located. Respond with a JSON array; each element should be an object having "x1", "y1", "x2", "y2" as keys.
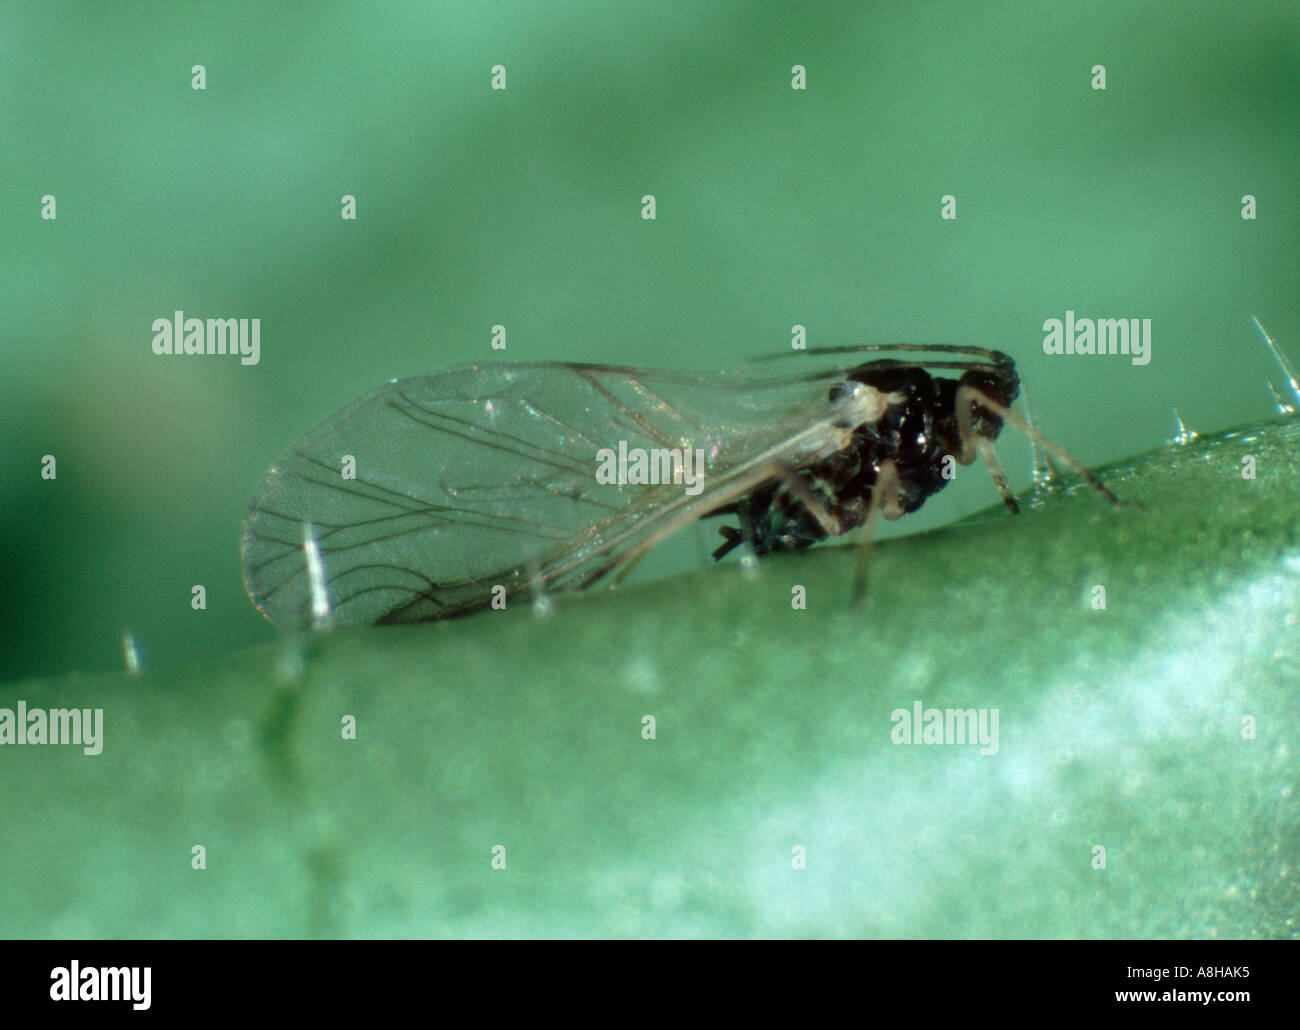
[{"x1": 4, "y1": 418, "x2": 1297, "y2": 937}]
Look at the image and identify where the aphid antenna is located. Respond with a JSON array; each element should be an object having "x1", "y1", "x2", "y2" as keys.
[
  {"x1": 752, "y1": 343, "x2": 1014, "y2": 375},
  {"x1": 1250, "y1": 315, "x2": 1300, "y2": 411}
]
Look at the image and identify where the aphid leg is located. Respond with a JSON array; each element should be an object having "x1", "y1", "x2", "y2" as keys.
[
  {"x1": 769, "y1": 463, "x2": 843, "y2": 539},
  {"x1": 973, "y1": 436, "x2": 1021, "y2": 515},
  {"x1": 957, "y1": 385, "x2": 1131, "y2": 508},
  {"x1": 851, "y1": 459, "x2": 902, "y2": 607},
  {"x1": 952, "y1": 387, "x2": 1020, "y2": 511},
  {"x1": 711, "y1": 465, "x2": 842, "y2": 561},
  {"x1": 1020, "y1": 384, "x2": 1061, "y2": 491},
  {"x1": 711, "y1": 506, "x2": 755, "y2": 560},
  {"x1": 712, "y1": 501, "x2": 759, "y2": 559},
  {"x1": 712, "y1": 525, "x2": 745, "y2": 560},
  {"x1": 576, "y1": 462, "x2": 786, "y2": 589}
]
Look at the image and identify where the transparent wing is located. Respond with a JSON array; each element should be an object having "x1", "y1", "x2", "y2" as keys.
[{"x1": 240, "y1": 360, "x2": 862, "y2": 628}]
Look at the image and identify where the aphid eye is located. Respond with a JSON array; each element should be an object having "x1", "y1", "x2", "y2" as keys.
[
  {"x1": 959, "y1": 369, "x2": 1015, "y2": 408},
  {"x1": 956, "y1": 371, "x2": 1013, "y2": 432}
]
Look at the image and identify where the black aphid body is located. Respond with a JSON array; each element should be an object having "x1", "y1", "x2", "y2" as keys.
[{"x1": 711, "y1": 356, "x2": 1020, "y2": 559}]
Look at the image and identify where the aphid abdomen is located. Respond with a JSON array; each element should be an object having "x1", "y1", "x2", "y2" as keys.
[{"x1": 752, "y1": 474, "x2": 840, "y2": 554}]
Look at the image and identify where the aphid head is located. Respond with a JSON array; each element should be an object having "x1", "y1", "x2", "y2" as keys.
[
  {"x1": 929, "y1": 364, "x2": 1020, "y2": 464},
  {"x1": 958, "y1": 366, "x2": 1020, "y2": 439}
]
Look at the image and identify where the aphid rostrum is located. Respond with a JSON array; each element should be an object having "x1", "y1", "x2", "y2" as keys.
[{"x1": 240, "y1": 345, "x2": 1123, "y2": 628}]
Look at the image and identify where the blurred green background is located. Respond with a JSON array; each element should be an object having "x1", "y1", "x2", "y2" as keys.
[{"x1": 2, "y1": 0, "x2": 1296, "y2": 681}]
